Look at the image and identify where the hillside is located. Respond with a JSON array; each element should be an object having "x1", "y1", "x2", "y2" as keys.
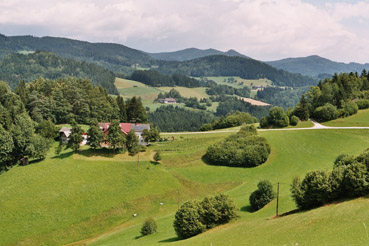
[
  {"x1": 2, "y1": 127, "x2": 369, "y2": 245},
  {"x1": 0, "y1": 51, "x2": 117, "y2": 94},
  {"x1": 156, "y1": 55, "x2": 317, "y2": 87},
  {"x1": 0, "y1": 34, "x2": 153, "y2": 74},
  {"x1": 148, "y1": 48, "x2": 248, "y2": 61},
  {"x1": 266, "y1": 55, "x2": 369, "y2": 78}
]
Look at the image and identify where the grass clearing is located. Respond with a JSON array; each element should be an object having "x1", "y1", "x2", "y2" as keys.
[{"x1": 323, "y1": 108, "x2": 369, "y2": 127}]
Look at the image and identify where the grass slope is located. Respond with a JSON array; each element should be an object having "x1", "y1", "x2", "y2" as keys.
[
  {"x1": 323, "y1": 108, "x2": 369, "y2": 127},
  {"x1": 78, "y1": 130, "x2": 369, "y2": 245}
]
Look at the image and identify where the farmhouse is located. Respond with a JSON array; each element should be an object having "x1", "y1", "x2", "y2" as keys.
[
  {"x1": 158, "y1": 98, "x2": 176, "y2": 104},
  {"x1": 59, "y1": 127, "x2": 71, "y2": 145},
  {"x1": 59, "y1": 127, "x2": 88, "y2": 145},
  {"x1": 99, "y1": 122, "x2": 150, "y2": 145}
]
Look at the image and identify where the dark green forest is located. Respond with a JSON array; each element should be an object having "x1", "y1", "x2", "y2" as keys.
[
  {"x1": 148, "y1": 105, "x2": 213, "y2": 132},
  {"x1": 0, "y1": 51, "x2": 117, "y2": 94},
  {"x1": 256, "y1": 87, "x2": 309, "y2": 109}
]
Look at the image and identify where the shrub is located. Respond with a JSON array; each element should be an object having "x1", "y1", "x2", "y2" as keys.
[
  {"x1": 356, "y1": 99, "x2": 369, "y2": 109},
  {"x1": 200, "y1": 123, "x2": 213, "y2": 131},
  {"x1": 343, "y1": 162, "x2": 369, "y2": 197},
  {"x1": 249, "y1": 180, "x2": 276, "y2": 211},
  {"x1": 173, "y1": 194, "x2": 238, "y2": 239},
  {"x1": 290, "y1": 115, "x2": 299, "y2": 126},
  {"x1": 261, "y1": 106, "x2": 289, "y2": 128},
  {"x1": 341, "y1": 101, "x2": 358, "y2": 117},
  {"x1": 205, "y1": 126, "x2": 270, "y2": 168},
  {"x1": 141, "y1": 218, "x2": 157, "y2": 236},
  {"x1": 313, "y1": 103, "x2": 338, "y2": 122},
  {"x1": 173, "y1": 201, "x2": 206, "y2": 239},
  {"x1": 153, "y1": 151, "x2": 161, "y2": 163}
]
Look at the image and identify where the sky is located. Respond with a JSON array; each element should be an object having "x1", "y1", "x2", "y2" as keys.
[{"x1": 0, "y1": 0, "x2": 369, "y2": 63}]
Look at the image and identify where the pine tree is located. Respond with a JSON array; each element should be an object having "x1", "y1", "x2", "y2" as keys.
[
  {"x1": 87, "y1": 119, "x2": 104, "y2": 149},
  {"x1": 116, "y1": 95, "x2": 127, "y2": 122},
  {"x1": 126, "y1": 96, "x2": 148, "y2": 123},
  {"x1": 107, "y1": 120, "x2": 126, "y2": 151},
  {"x1": 67, "y1": 120, "x2": 83, "y2": 152},
  {"x1": 126, "y1": 129, "x2": 139, "y2": 154}
]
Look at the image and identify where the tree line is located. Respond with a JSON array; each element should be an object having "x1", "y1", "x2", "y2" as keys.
[
  {"x1": 129, "y1": 70, "x2": 205, "y2": 87},
  {"x1": 293, "y1": 70, "x2": 369, "y2": 122},
  {"x1": 200, "y1": 111, "x2": 257, "y2": 131},
  {"x1": 15, "y1": 77, "x2": 147, "y2": 125}
]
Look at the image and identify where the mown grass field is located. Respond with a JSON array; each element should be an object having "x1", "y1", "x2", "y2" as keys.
[
  {"x1": 2, "y1": 128, "x2": 369, "y2": 245},
  {"x1": 323, "y1": 108, "x2": 369, "y2": 127},
  {"x1": 200, "y1": 76, "x2": 272, "y2": 88}
]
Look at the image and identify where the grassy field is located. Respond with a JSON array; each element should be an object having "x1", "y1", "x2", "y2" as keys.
[
  {"x1": 200, "y1": 76, "x2": 272, "y2": 88},
  {"x1": 2, "y1": 128, "x2": 369, "y2": 245},
  {"x1": 323, "y1": 108, "x2": 369, "y2": 127}
]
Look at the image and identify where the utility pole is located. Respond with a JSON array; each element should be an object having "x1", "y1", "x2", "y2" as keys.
[
  {"x1": 276, "y1": 182, "x2": 280, "y2": 217},
  {"x1": 137, "y1": 152, "x2": 139, "y2": 171}
]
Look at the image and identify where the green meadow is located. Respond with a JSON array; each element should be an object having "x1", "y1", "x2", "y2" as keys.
[
  {"x1": 2, "y1": 128, "x2": 369, "y2": 245},
  {"x1": 200, "y1": 76, "x2": 272, "y2": 88},
  {"x1": 323, "y1": 108, "x2": 369, "y2": 127}
]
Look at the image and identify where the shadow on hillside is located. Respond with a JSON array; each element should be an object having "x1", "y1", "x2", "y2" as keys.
[
  {"x1": 240, "y1": 205, "x2": 253, "y2": 213},
  {"x1": 158, "y1": 237, "x2": 179, "y2": 243},
  {"x1": 52, "y1": 150, "x2": 74, "y2": 159},
  {"x1": 76, "y1": 148, "x2": 122, "y2": 158}
]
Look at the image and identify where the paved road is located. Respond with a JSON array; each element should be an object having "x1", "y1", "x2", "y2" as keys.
[{"x1": 161, "y1": 120, "x2": 369, "y2": 135}]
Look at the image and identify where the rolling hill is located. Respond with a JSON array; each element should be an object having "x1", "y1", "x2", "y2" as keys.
[
  {"x1": 0, "y1": 51, "x2": 117, "y2": 94},
  {"x1": 156, "y1": 55, "x2": 317, "y2": 87},
  {"x1": 148, "y1": 48, "x2": 248, "y2": 61},
  {"x1": 266, "y1": 55, "x2": 369, "y2": 78},
  {"x1": 0, "y1": 34, "x2": 153, "y2": 74}
]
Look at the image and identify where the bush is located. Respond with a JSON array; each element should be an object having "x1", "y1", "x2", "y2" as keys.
[
  {"x1": 249, "y1": 180, "x2": 276, "y2": 211},
  {"x1": 205, "y1": 126, "x2": 270, "y2": 167},
  {"x1": 260, "y1": 106, "x2": 289, "y2": 128},
  {"x1": 343, "y1": 162, "x2": 369, "y2": 197},
  {"x1": 173, "y1": 194, "x2": 238, "y2": 239},
  {"x1": 153, "y1": 151, "x2": 161, "y2": 163},
  {"x1": 290, "y1": 115, "x2": 299, "y2": 126},
  {"x1": 141, "y1": 218, "x2": 157, "y2": 236},
  {"x1": 355, "y1": 99, "x2": 369, "y2": 109},
  {"x1": 341, "y1": 101, "x2": 358, "y2": 117},
  {"x1": 259, "y1": 116, "x2": 269, "y2": 128},
  {"x1": 173, "y1": 201, "x2": 206, "y2": 239},
  {"x1": 290, "y1": 170, "x2": 330, "y2": 209},
  {"x1": 313, "y1": 103, "x2": 338, "y2": 122}
]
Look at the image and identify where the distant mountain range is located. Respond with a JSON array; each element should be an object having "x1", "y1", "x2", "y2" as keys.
[
  {"x1": 1, "y1": 33, "x2": 368, "y2": 88},
  {"x1": 266, "y1": 55, "x2": 369, "y2": 78},
  {"x1": 148, "y1": 48, "x2": 249, "y2": 61}
]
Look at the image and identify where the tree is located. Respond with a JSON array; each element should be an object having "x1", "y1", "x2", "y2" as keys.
[
  {"x1": 249, "y1": 180, "x2": 276, "y2": 211},
  {"x1": 36, "y1": 120, "x2": 59, "y2": 139},
  {"x1": 29, "y1": 135, "x2": 50, "y2": 160},
  {"x1": 126, "y1": 96, "x2": 148, "y2": 123},
  {"x1": 0, "y1": 125, "x2": 14, "y2": 169},
  {"x1": 141, "y1": 218, "x2": 157, "y2": 236},
  {"x1": 153, "y1": 151, "x2": 161, "y2": 163},
  {"x1": 142, "y1": 127, "x2": 160, "y2": 143},
  {"x1": 116, "y1": 95, "x2": 127, "y2": 122},
  {"x1": 67, "y1": 121, "x2": 84, "y2": 152},
  {"x1": 126, "y1": 129, "x2": 139, "y2": 154},
  {"x1": 173, "y1": 201, "x2": 206, "y2": 239},
  {"x1": 10, "y1": 113, "x2": 36, "y2": 161},
  {"x1": 87, "y1": 119, "x2": 104, "y2": 149},
  {"x1": 290, "y1": 115, "x2": 299, "y2": 126},
  {"x1": 267, "y1": 106, "x2": 289, "y2": 128},
  {"x1": 107, "y1": 120, "x2": 126, "y2": 151}
]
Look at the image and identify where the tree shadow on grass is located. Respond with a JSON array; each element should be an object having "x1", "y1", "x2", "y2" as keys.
[
  {"x1": 76, "y1": 148, "x2": 122, "y2": 158},
  {"x1": 150, "y1": 161, "x2": 160, "y2": 165},
  {"x1": 51, "y1": 150, "x2": 74, "y2": 159},
  {"x1": 240, "y1": 205, "x2": 253, "y2": 213},
  {"x1": 158, "y1": 237, "x2": 179, "y2": 243}
]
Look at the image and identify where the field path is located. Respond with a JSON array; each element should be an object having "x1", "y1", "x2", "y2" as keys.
[{"x1": 161, "y1": 120, "x2": 369, "y2": 135}]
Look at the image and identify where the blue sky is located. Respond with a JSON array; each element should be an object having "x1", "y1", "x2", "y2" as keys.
[{"x1": 0, "y1": 0, "x2": 369, "y2": 63}]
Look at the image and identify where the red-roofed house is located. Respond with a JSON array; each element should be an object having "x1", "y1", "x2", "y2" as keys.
[{"x1": 98, "y1": 122, "x2": 150, "y2": 145}]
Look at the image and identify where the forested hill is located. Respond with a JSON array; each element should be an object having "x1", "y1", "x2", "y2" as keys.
[
  {"x1": 0, "y1": 51, "x2": 118, "y2": 94},
  {"x1": 148, "y1": 48, "x2": 248, "y2": 61},
  {"x1": 0, "y1": 34, "x2": 153, "y2": 74},
  {"x1": 156, "y1": 55, "x2": 317, "y2": 87},
  {"x1": 266, "y1": 55, "x2": 369, "y2": 78}
]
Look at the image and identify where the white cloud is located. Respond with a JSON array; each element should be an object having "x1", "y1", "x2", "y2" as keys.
[{"x1": 0, "y1": 0, "x2": 369, "y2": 63}]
